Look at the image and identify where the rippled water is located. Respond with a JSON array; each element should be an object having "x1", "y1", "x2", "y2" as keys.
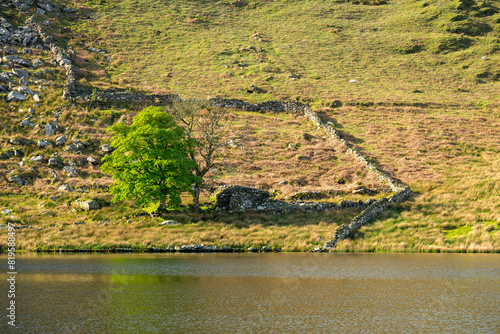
[{"x1": 1, "y1": 253, "x2": 499, "y2": 333}]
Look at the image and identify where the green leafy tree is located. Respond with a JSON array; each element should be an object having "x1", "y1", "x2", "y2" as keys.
[{"x1": 101, "y1": 106, "x2": 199, "y2": 212}]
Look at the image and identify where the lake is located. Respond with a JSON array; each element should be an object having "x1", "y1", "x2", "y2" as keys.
[{"x1": 1, "y1": 253, "x2": 499, "y2": 333}]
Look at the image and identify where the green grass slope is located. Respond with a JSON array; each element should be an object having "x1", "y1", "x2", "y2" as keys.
[{"x1": 68, "y1": 0, "x2": 500, "y2": 105}]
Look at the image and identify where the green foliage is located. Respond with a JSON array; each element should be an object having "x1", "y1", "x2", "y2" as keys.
[{"x1": 101, "y1": 106, "x2": 199, "y2": 210}]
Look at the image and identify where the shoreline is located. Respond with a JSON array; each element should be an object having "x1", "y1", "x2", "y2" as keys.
[{"x1": 2, "y1": 246, "x2": 498, "y2": 254}]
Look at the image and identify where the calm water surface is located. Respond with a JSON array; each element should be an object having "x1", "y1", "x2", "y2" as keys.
[{"x1": 0, "y1": 253, "x2": 499, "y2": 333}]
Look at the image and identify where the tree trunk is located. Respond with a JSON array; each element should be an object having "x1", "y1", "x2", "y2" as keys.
[
  {"x1": 158, "y1": 198, "x2": 166, "y2": 213},
  {"x1": 192, "y1": 185, "x2": 202, "y2": 213}
]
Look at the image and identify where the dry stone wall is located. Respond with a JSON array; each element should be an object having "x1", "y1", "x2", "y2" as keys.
[{"x1": 8, "y1": 13, "x2": 411, "y2": 251}]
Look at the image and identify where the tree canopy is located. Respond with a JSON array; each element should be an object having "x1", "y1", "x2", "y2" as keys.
[{"x1": 101, "y1": 106, "x2": 199, "y2": 211}]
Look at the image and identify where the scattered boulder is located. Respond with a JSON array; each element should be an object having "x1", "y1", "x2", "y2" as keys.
[
  {"x1": 16, "y1": 86, "x2": 35, "y2": 95},
  {"x1": 65, "y1": 143, "x2": 78, "y2": 152},
  {"x1": 73, "y1": 199, "x2": 100, "y2": 211},
  {"x1": 44, "y1": 123, "x2": 54, "y2": 136},
  {"x1": 159, "y1": 220, "x2": 180, "y2": 226},
  {"x1": 2, "y1": 209, "x2": 13, "y2": 215},
  {"x1": 37, "y1": 139, "x2": 52, "y2": 148},
  {"x1": 58, "y1": 183, "x2": 73, "y2": 192},
  {"x1": 101, "y1": 144, "x2": 115, "y2": 153},
  {"x1": 47, "y1": 153, "x2": 62, "y2": 166},
  {"x1": 247, "y1": 84, "x2": 261, "y2": 93},
  {"x1": 63, "y1": 165, "x2": 78, "y2": 177},
  {"x1": 6, "y1": 91, "x2": 26, "y2": 102},
  {"x1": 30, "y1": 155, "x2": 44, "y2": 163},
  {"x1": 55, "y1": 135, "x2": 66, "y2": 146},
  {"x1": 9, "y1": 138, "x2": 21, "y2": 145},
  {"x1": 12, "y1": 68, "x2": 29, "y2": 79},
  {"x1": 87, "y1": 156, "x2": 97, "y2": 164}
]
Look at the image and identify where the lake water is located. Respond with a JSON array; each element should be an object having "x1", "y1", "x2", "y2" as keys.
[{"x1": 1, "y1": 253, "x2": 499, "y2": 333}]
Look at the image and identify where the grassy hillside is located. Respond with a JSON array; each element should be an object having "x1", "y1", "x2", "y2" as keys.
[
  {"x1": 67, "y1": 0, "x2": 500, "y2": 105},
  {"x1": 0, "y1": 0, "x2": 499, "y2": 252}
]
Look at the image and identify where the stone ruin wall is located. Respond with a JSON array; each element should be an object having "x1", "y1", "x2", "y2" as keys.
[{"x1": 7, "y1": 14, "x2": 411, "y2": 250}]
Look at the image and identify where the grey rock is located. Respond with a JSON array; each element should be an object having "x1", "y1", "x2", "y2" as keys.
[
  {"x1": 73, "y1": 199, "x2": 100, "y2": 211},
  {"x1": 2, "y1": 209, "x2": 13, "y2": 215},
  {"x1": 12, "y1": 68, "x2": 29, "y2": 79},
  {"x1": 6, "y1": 91, "x2": 26, "y2": 102},
  {"x1": 8, "y1": 175, "x2": 25, "y2": 186},
  {"x1": 159, "y1": 220, "x2": 180, "y2": 226},
  {"x1": 44, "y1": 123, "x2": 54, "y2": 136},
  {"x1": 19, "y1": 77, "x2": 28, "y2": 85},
  {"x1": 101, "y1": 144, "x2": 115, "y2": 153},
  {"x1": 32, "y1": 59, "x2": 44, "y2": 67},
  {"x1": 63, "y1": 165, "x2": 78, "y2": 177},
  {"x1": 38, "y1": 139, "x2": 52, "y2": 148},
  {"x1": 9, "y1": 138, "x2": 20, "y2": 145},
  {"x1": 20, "y1": 118, "x2": 30, "y2": 126},
  {"x1": 58, "y1": 184, "x2": 73, "y2": 192},
  {"x1": 31, "y1": 155, "x2": 44, "y2": 162},
  {"x1": 87, "y1": 156, "x2": 97, "y2": 164},
  {"x1": 36, "y1": 7, "x2": 46, "y2": 15},
  {"x1": 13, "y1": 58, "x2": 32, "y2": 67},
  {"x1": 33, "y1": 93, "x2": 40, "y2": 101},
  {"x1": 47, "y1": 154, "x2": 61, "y2": 166},
  {"x1": 16, "y1": 86, "x2": 35, "y2": 95},
  {"x1": 65, "y1": 143, "x2": 78, "y2": 151},
  {"x1": 55, "y1": 135, "x2": 66, "y2": 146}
]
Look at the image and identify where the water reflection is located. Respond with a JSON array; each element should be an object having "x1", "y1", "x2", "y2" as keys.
[{"x1": 0, "y1": 253, "x2": 498, "y2": 333}]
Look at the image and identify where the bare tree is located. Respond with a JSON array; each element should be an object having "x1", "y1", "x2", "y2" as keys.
[{"x1": 164, "y1": 98, "x2": 239, "y2": 211}]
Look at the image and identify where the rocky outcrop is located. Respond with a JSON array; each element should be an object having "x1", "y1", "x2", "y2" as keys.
[{"x1": 73, "y1": 199, "x2": 100, "y2": 211}]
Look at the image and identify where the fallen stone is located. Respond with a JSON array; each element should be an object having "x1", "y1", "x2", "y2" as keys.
[
  {"x1": 47, "y1": 153, "x2": 61, "y2": 166},
  {"x1": 30, "y1": 155, "x2": 44, "y2": 162},
  {"x1": 63, "y1": 165, "x2": 78, "y2": 177},
  {"x1": 55, "y1": 135, "x2": 66, "y2": 146},
  {"x1": 44, "y1": 123, "x2": 54, "y2": 136},
  {"x1": 8, "y1": 175, "x2": 25, "y2": 186},
  {"x1": 101, "y1": 144, "x2": 115, "y2": 153},
  {"x1": 9, "y1": 138, "x2": 20, "y2": 145},
  {"x1": 73, "y1": 199, "x2": 100, "y2": 211},
  {"x1": 16, "y1": 86, "x2": 35, "y2": 95},
  {"x1": 58, "y1": 184, "x2": 73, "y2": 192},
  {"x1": 12, "y1": 68, "x2": 29, "y2": 79},
  {"x1": 65, "y1": 143, "x2": 78, "y2": 151},
  {"x1": 2, "y1": 209, "x2": 13, "y2": 215},
  {"x1": 38, "y1": 139, "x2": 52, "y2": 148},
  {"x1": 159, "y1": 220, "x2": 180, "y2": 226},
  {"x1": 6, "y1": 91, "x2": 26, "y2": 102}
]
